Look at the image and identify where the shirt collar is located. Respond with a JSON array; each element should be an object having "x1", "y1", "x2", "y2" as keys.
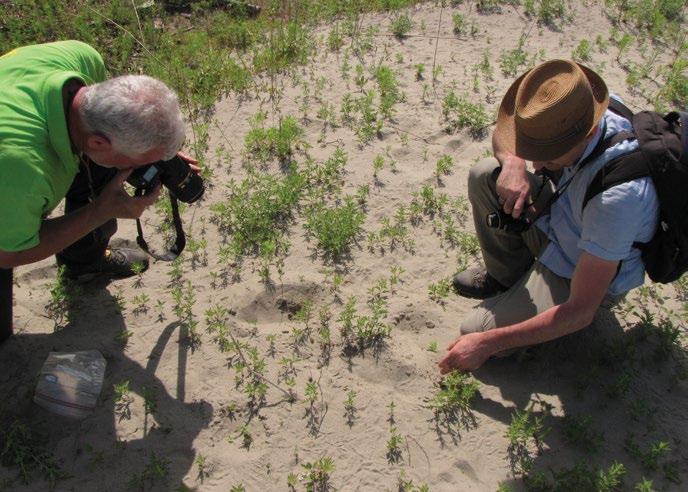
[
  {"x1": 570, "y1": 118, "x2": 607, "y2": 172},
  {"x1": 45, "y1": 71, "x2": 86, "y2": 170}
]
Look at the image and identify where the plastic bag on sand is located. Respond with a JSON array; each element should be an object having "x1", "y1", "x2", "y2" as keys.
[{"x1": 34, "y1": 350, "x2": 106, "y2": 419}]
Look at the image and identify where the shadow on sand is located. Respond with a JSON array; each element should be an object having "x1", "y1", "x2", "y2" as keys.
[
  {"x1": 0, "y1": 280, "x2": 212, "y2": 491},
  {"x1": 469, "y1": 308, "x2": 688, "y2": 490}
]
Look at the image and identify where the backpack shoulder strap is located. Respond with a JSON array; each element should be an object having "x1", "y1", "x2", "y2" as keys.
[
  {"x1": 670, "y1": 110, "x2": 688, "y2": 159},
  {"x1": 607, "y1": 98, "x2": 634, "y2": 121},
  {"x1": 582, "y1": 150, "x2": 650, "y2": 211}
]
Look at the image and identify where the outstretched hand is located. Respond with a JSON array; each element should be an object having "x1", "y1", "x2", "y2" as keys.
[
  {"x1": 94, "y1": 168, "x2": 161, "y2": 221},
  {"x1": 438, "y1": 332, "x2": 491, "y2": 374}
]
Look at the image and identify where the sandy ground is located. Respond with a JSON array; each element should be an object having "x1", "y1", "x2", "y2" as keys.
[{"x1": 2, "y1": 2, "x2": 687, "y2": 491}]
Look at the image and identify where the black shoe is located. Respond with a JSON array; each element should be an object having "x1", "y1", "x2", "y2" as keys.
[
  {"x1": 453, "y1": 266, "x2": 506, "y2": 299},
  {"x1": 62, "y1": 247, "x2": 149, "y2": 282}
]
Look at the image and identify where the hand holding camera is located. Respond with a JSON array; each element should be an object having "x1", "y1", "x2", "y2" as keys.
[
  {"x1": 495, "y1": 153, "x2": 531, "y2": 219},
  {"x1": 486, "y1": 209, "x2": 532, "y2": 233},
  {"x1": 124, "y1": 153, "x2": 205, "y2": 261},
  {"x1": 126, "y1": 154, "x2": 204, "y2": 203},
  {"x1": 93, "y1": 169, "x2": 161, "y2": 222}
]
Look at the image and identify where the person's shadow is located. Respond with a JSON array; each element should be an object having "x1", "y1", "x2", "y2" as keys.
[
  {"x1": 465, "y1": 307, "x2": 688, "y2": 490},
  {"x1": 0, "y1": 275, "x2": 212, "y2": 491}
]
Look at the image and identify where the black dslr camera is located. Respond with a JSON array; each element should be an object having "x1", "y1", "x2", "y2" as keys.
[
  {"x1": 127, "y1": 155, "x2": 204, "y2": 203},
  {"x1": 486, "y1": 210, "x2": 532, "y2": 233},
  {"x1": 127, "y1": 155, "x2": 204, "y2": 261}
]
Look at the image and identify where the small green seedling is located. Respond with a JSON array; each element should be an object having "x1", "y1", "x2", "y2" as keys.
[
  {"x1": 435, "y1": 154, "x2": 454, "y2": 179},
  {"x1": 130, "y1": 261, "x2": 146, "y2": 286},
  {"x1": 561, "y1": 413, "x2": 605, "y2": 453},
  {"x1": 388, "y1": 400, "x2": 396, "y2": 425},
  {"x1": 430, "y1": 370, "x2": 479, "y2": 423},
  {"x1": 305, "y1": 380, "x2": 318, "y2": 405},
  {"x1": 143, "y1": 386, "x2": 157, "y2": 417},
  {"x1": 46, "y1": 265, "x2": 81, "y2": 330},
  {"x1": 0, "y1": 421, "x2": 65, "y2": 487},
  {"x1": 83, "y1": 443, "x2": 104, "y2": 472},
  {"x1": 300, "y1": 457, "x2": 334, "y2": 491},
  {"x1": 506, "y1": 402, "x2": 550, "y2": 475},
  {"x1": 195, "y1": 453, "x2": 209, "y2": 483},
  {"x1": 398, "y1": 470, "x2": 430, "y2": 492},
  {"x1": 287, "y1": 472, "x2": 298, "y2": 490},
  {"x1": 127, "y1": 453, "x2": 170, "y2": 491},
  {"x1": 114, "y1": 380, "x2": 132, "y2": 421},
  {"x1": 428, "y1": 278, "x2": 452, "y2": 305},
  {"x1": 344, "y1": 390, "x2": 357, "y2": 427},
  {"x1": 373, "y1": 154, "x2": 385, "y2": 179},
  {"x1": 625, "y1": 435, "x2": 671, "y2": 471},
  {"x1": 442, "y1": 91, "x2": 489, "y2": 138},
  {"x1": 115, "y1": 329, "x2": 133, "y2": 346},
  {"x1": 386, "y1": 426, "x2": 404, "y2": 463},
  {"x1": 391, "y1": 14, "x2": 412, "y2": 39},
  {"x1": 634, "y1": 478, "x2": 655, "y2": 491}
]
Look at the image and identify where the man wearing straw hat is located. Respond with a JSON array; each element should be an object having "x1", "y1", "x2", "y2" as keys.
[{"x1": 439, "y1": 60, "x2": 659, "y2": 373}]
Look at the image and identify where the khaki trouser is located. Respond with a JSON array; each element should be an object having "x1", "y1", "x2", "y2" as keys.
[
  {"x1": 460, "y1": 157, "x2": 568, "y2": 335},
  {"x1": 460, "y1": 158, "x2": 622, "y2": 335}
]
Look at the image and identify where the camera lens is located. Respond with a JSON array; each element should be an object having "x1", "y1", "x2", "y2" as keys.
[{"x1": 157, "y1": 156, "x2": 205, "y2": 203}]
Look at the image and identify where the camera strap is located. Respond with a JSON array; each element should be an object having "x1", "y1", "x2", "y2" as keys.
[
  {"x1": 134, "y1": 190, "x2": 187, "y2": 261},
  {"x1": 531, "y1": 126, "x2": 631, "y2": 222}
]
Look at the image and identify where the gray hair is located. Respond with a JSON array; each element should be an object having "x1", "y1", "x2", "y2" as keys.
[{"x1": 80, "y1": 75, "x2": 185, "y2": 160}]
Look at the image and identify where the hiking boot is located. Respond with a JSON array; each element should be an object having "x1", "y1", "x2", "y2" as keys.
[
  {"x1": 62, "y1": 247, "x2": 149, "y2": 282},
  {"x1": 453, "y1": 266, "x2": 506, "y2": 299}
]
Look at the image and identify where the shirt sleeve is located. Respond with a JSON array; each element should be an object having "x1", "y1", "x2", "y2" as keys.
[
  {"x1": 0, "y1": 150, "x2": 49, "y2": 252},
  {"x1": 578, "y1": 177, "x2": 659, "y2": 261},
  {"x1": 49, "y1": 40, "x2": 107, "y2": 84}
]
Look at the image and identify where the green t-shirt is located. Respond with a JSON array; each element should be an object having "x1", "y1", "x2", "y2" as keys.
[{"x1": 0, "y1": 40, "x2": 106, "y2": 252}]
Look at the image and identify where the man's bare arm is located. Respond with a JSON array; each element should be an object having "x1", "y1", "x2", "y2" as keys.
[
  {"x1": 0, "y1": 169, "x2": 160, "y2": 269},
  {"x1": 439, "y1": 252, "x2": 619, "y2": 373},
  {"x1": 0, "y1": 203, "x2": 107, "y2": 268}
]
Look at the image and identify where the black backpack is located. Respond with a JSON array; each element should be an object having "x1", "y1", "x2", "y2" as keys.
[{"x1": 581, "y1": 99, "x2": 688, "y2": 283}]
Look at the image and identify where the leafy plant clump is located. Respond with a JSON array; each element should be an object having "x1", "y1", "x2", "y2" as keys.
[
  {"x1": 0, "y1": 421, "x2": 67, "y2": 487},
  {"x1": 524, "y1": 0, "x2": 570, "y2": 27},
  {"x1": 561, "y1": 413, "x2": 605, "y2": 453},
  {"x1": 299, "y1": 457, "x2": 334, "y2": 492},
  {"x1": 305, "y1": 197, "x2": 365, "y2": 258},
  {"x1": 45, "y1": 265, "x2": 81, "y2": 329},
  {"x1": 523, "y1": 461, "x2": 627, "y2": 491},
  {"x1": 391, "y1": 13, "x2": 413, "y2": 39},
  {"x1": 506, "y1": 402, "x2": 551, "y2": 475},
  {"x1": 442, "y1": 91, "x2": 490, "y2": 138},
  {"x1": 211, "y1": 169, "x2": 305, "y2": 275},
  {"x1": 245, "y1": 114, "x2": 307, "y2": 164},
  {"x1": 302, "y1": 148, "x2": 348, "y2": 200},
  {"x1": 429, "y1": 370, "x2": 479, "y2": 422},
  {"x1": 435, "y1": 154, "x2": 454, "y2": 179},
  {"x1": 127, "y1": 452, "x2": 170, "y2": 491},
  {"x1": 338, "y1": 295, "x2": 392, "y2": 354},
  {"x1": 374, "y1": 65, "x2": 404, "y2": 119}
]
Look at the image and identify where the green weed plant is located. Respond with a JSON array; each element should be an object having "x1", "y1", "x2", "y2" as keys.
[
  {"x1": 442, "y1": 91, "x2": 490, "y2": 138},
  {"x1": 429, "y1": 370, "x2": 479, "y2": 430},
  {"x1": 305, "y1": 197, "x2": 365, "y2": 258}
]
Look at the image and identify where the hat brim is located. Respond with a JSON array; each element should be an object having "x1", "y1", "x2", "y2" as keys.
[{"x1": 493, "y1": 62, "x2": 609, "y2": 161}]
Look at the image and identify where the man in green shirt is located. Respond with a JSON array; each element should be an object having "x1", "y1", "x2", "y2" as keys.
[{"x1": 0, "y1": 40, "x2": 193, "y2": 342}]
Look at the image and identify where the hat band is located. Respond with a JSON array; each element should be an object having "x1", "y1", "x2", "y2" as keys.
[{"x1": 518, "y1": 114, "x2": 589, "y2": 147}]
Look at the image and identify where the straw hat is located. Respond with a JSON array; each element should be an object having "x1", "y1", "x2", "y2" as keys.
[{"x1": 494, "y1": 59, "x2": 609, "y2": 161}]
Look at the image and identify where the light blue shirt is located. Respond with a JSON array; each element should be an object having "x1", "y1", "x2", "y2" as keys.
[{"x1": 535, "y1": 100, "x2": 659, "y2": 296}]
